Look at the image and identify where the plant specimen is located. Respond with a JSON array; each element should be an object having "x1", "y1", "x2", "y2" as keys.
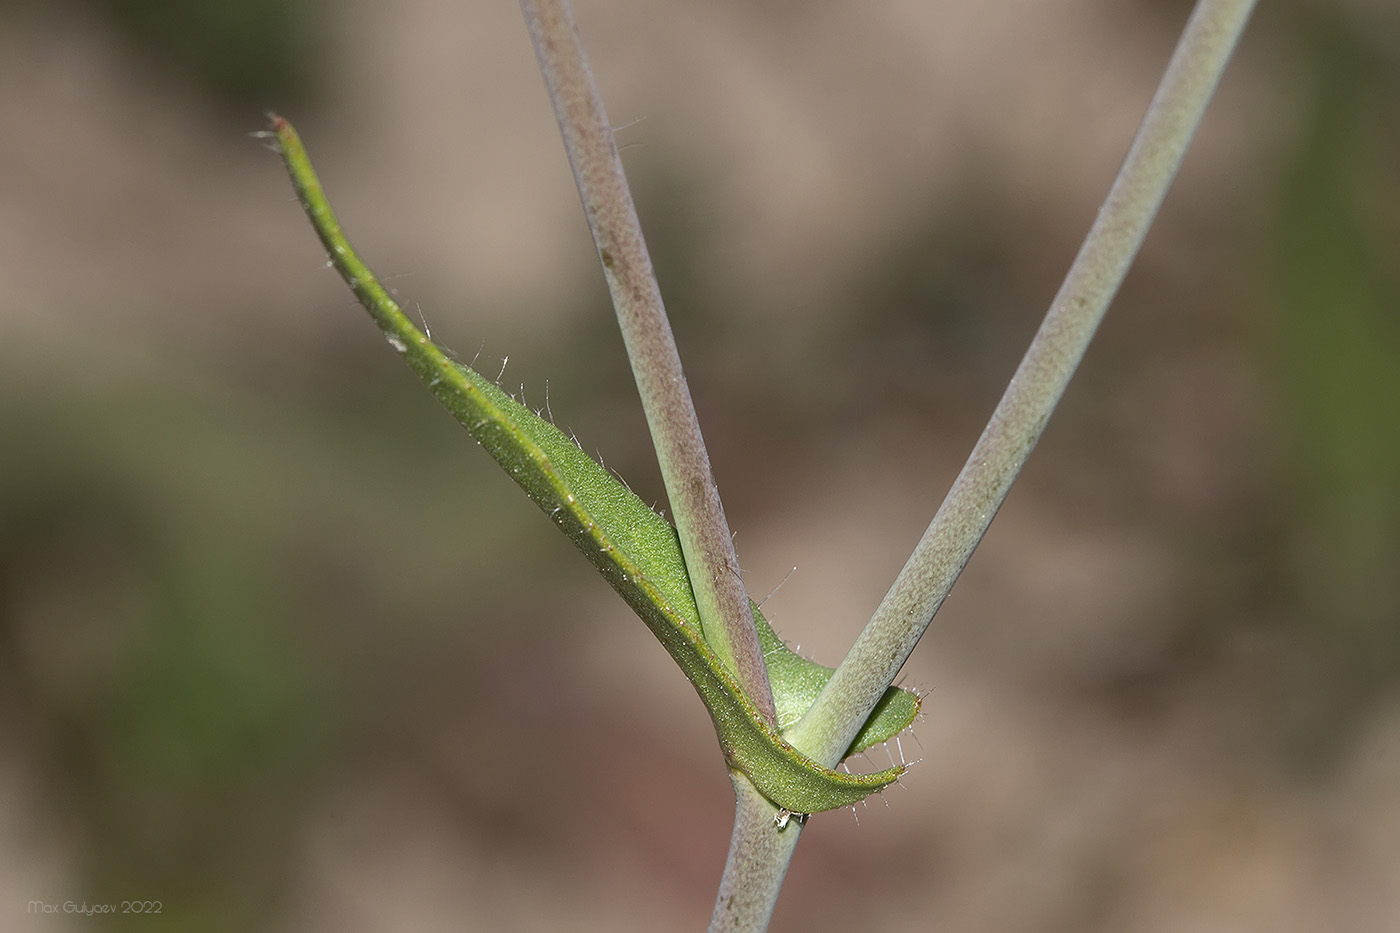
[{"x1": 269, "y1": 0, "x2": 1256, "y2": 928}]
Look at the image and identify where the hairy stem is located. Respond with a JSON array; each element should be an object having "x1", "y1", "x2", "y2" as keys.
[
  {"x1": 785, "y1": 0, "x2": 1257, "y2": 769},
  {"x1": 519, "y1": 0, "x2": 775, "y2": 723},
  {"x1": 709, "y1": 773, "x2": 804, "y2": 933},
  {"x1": 712, "y1": 1, "x2": 1258, "y2": 925}
]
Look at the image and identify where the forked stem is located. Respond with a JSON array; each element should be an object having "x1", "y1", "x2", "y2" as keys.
[
  {"x1": 519, "y1": 0, "x2": 776, "y2": 724},
  {"x1": 718, "y1": 0, "x2": 1257, "y2": 928}
]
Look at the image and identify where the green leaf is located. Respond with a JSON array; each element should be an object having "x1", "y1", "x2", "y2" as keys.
[
  {"x1": 755, "y1": 612, "x2": 919, "y2": 757},
  {"x1": 270, "y1": 115, "x2": 918, "y2": 813}
]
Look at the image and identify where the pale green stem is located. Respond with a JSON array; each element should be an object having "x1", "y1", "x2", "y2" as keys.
[
  {"x1": 709, "y1": 772, "x2": 804, "y2": 933},
  {"x1": 519, "y1": 0, "x2": 776, "y2": 722},
  {"x1": 784, "y1": 0, "x2": 1258, "y2": 770},
  {"x1": 714, "y1": 1, "x2": 1257, "y2": 928}
]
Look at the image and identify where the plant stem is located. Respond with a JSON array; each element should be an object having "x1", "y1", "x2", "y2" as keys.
[
  {"x1": 784, "y1": 0, "x2": 1258, "y2": 770},
  {"x1": 709, "y1": 772, "x2": 804, "y2": 933},
  {"x1": 714, "y1": 1, "x2": 1257, "y2": 926},
  {"x1": 519, "y1": 0, "x2": 776, "y2": 723}
]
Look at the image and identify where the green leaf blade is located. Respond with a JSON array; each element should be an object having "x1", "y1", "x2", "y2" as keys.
[{"x1": 271, "y1": 115, "x2": 917, "y2": 813}]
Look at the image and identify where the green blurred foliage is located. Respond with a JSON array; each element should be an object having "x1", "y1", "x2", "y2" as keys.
[
  {"x1": 2, "y1": 0, "x2": 323, "y2": 108},
  {"x1": 1263, "y1": 5, "x2": 1400, "y2": 762},
  {"x1": 0, "y1": 351, "x2": 577, "y2": 928}
]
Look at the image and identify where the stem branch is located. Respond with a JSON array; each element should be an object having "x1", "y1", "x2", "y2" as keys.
[
  {"x1": 519, "y1": 0, "x2": 776, "y2": 722},
  {"x1": 785, "y1": 0, "x2": 1257, "y2": 768}
]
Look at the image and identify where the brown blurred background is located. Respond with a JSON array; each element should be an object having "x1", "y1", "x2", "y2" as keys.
[{"x1": 2, "y1": 0, "x2": 1397, "y2": 930}]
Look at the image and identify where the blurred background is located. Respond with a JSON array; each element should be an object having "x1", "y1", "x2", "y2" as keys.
[{"x1": 1, "y1": 0, "x2": 1397, "y2": 929}]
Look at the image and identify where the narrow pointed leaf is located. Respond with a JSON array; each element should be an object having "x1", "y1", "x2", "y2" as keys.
[{"x1": 272, "y1": 116, "x2": 916, "y2": 812}]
